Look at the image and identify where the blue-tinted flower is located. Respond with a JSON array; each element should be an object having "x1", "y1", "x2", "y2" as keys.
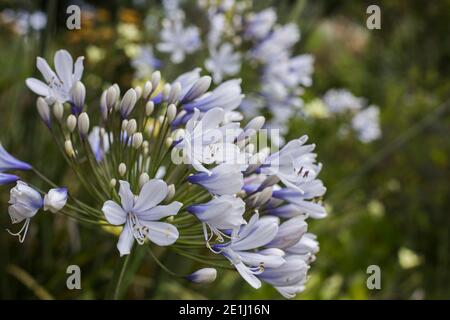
[
  {"x1": 188, "y1": 163, "x2": 243, "y2": 195},
  {"x1": 0, "y1": 143, "x2": 32, "y2": 172},
  {"x1": 244, "y1": 8, "x2": 277, "y2": 40},
  {"x1": 259, "y1": 254, "x2": 309, "y2": 298},
  {"x1": 267, "y1": 216, "x2": 308, "y2": 250},
  {"x1": 131, "y1": 45, "x2": 162, "y2": 79},
  {"x1": 259, "y1": 135, "x2": 322, "y2": 191},
  {"x1": 272, "y1": 181, "x2": 327, "y2": 219},
  {"x1": 213, "y1": 214, "x2": 284, "y2": 289},
  {"x1": 323, "y1": 89, "x2": 364, "y2": 113},
  {"x1": 205, "y1": 43, "x2": 242, "y2": 84},
  {"x1": 174, "y1": 108, "x2": 242, "y2": 173},
  {"x1": 286, "y1": 233, "x2": 320, "y2": 259},
  {"x1": 186, "y1": 268, "x2": 217, "y2": 284},
  {"x1": 157, "y1": 13, "x2": 201, "y2": 64},
  {"x1": 26, "y1": 49, "x2": 84, "y2": 104},
  {"x1": 188, "y1": 195, "x2": 246, "y2": 241},
  {"x1": 43, "y1": 187, "x2": 68, "y2": 213},
  {"x1": 102, "y1": 180, "x2": 182, "y2": 256},
  {"x1": 7, "y1": 181, "x2": 43, "y2": 242},
  {"x1": 88, "y1": 127, "x2": 111, "y2": 162},
  {"x1": 352, "y1": 105, "x2": 382, "y2": 143},
  {"x1": 183, "y1": 79, "x2": 244, "y2": 113}
]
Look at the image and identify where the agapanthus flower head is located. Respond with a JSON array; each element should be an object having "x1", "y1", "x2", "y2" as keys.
[
  {"x1": 352, "y1": 105, "x2": 382, "y2": 143},
  {"x1": 15, "y1": 49, "x2": 326, "y2": 298}
]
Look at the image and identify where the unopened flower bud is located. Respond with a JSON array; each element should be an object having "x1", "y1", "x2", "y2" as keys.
[
  {"x1": 167, "y1": 104, "x2": 177, "y2": 122},
  {"x1": 53, "y1": 101, "x2": 64, "y2": 121},
  {"x1": 168, "y1": 82, "x2": 181, "y2": 104},
  {"x1": 120, "y1": 88, "x2": 137, "y2": 118},
  {"x1": 162, "y1": 83, "x2": 171, "y2": 101},
  {"x1": 77, "y1": 112, "x2": 90, "y2": 136},
  {"x1": 126, "y1": 119, "x2": 137, "y2": 136},
  {"x1": 118, "y1": 163, "x2": 127, "y2": 177},
  {"x1": 139, "y1": 173, "x2": 150, "y2": 189},
  {"x1": 132, "y1": 132, "x2": 143, "y2": 149},
  {"x1": 110, "y1": 178, "x2": 117, "y2": 188},
  {"x1": 106, "y1": 85, "x2": 118, "y2": 110},
  {"x1": 151, "y1": 70, "x2": 161, "y2": 89},
  {"x1": 66, "y1": 114, "x2": 77, "y2": 132},
  {"x1": 36, "y1": 97, "x2": 50, "y2": 127},
  {"x1": 186, "y1": 268, "x2": 217, "y2": 284},
  {"x1": 145, "y1": 101, "x2": 154, "y2": 116},
  {"x1": 165, "y1": 184, "x2": 175, "y2": 202},
  {"x1": 64, "y1": 140, "x2": 75, "y2": 157},
  {"x1": 134, "y1": 86, "x2": 142, "y2": 100},
  {"x1": 121, "y1": 119, "x2": 129, "y2": 132},
  {"x1": 71, "y1": 81, "x2": 86, "y2": 113},
  {"x1": 183, "y1": 76, "x2": 211, "y2": 102},
  {"x1": 143, "y1": 81, "x2": 153, "y2": 99}
]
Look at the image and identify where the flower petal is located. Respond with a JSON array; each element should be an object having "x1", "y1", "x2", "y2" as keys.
[
  {"x1": 54, "y1": 49, "x2": 73, "y2": 90},
  {"x1": 102, "y1": 200, "x2": 127, "y2": 225},
  {"x1": 138, "y1": 201, "x2": 182, "y2": 221},
  {"x1": 133, "y1": 179, "x2": 168, "y2": 213},
  {"x1": 143, "y1": 221, "x2": 179, "y2": 246},
  {"x1": 26, "y1": 78, "x2": 50, "y2": 96},
  {"x1": 117, "y1": 222, "x2": 134, "y2": 256},
  {"x1": 235, "y1": 262, "x2": 261, "y2": 289},
  {"x1": 118, "y1": 180, "x2": 134, "y2": 212}
]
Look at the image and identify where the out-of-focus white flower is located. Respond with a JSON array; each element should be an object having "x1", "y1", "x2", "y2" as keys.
[
  {"x1": 131, "y1": 45, "x2": 162, "y2": 79},
  {"x1": 43, "y1": 187, "x2": 68, "y2": 213},
  {"x1": 244, "y1": 8, "x2": 277, "y2": 40},
  {"x1": 323, "y1": 89, "x2": 365, "y2": 113},
  {"x1": 351, "y1": 105, "x2": 382, "y2": 143},
  {"x1": 157, "y1": 13, "x2": 201, "y2": 64},
  {"x1": 205, "y1": 43, "x2": 242, "y2": 84}
]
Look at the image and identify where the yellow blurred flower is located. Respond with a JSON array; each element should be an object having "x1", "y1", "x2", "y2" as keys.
[{"x1": 398, "y1": 247, "x2": 423, "y2": 269}]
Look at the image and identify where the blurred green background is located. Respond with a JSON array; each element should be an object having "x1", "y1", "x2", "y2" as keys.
[{"x1": 0, "y1": 0, "x2": 449, "y2": 299}]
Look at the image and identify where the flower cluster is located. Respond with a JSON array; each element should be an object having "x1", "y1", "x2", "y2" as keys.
[
  {"x1": 323, "y1": 89, "x2": 381, "y2": 143},
  {"x1": 131, "y1": 0, "x2": 314, "y2": 143},
  {"x1": 2, "y1": 49, "x2": 326, "y2": 298}
]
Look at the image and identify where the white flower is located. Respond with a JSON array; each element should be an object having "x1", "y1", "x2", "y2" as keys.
[
  {"x1": 187, "y1": 195, "x2": 246, "y2": 241},
  {"x1": 174, "y1": 108, "x2": 242, "y2": 173},
  {"x1": 286, "y1": 233, "x2": 320, "y2": 257},
  {"x1": 323, "y1": 89, "x2": 364, "y2": 113},
  {"x1": 102, "y1": 179, "x2": 182, "y2": 256},
  {"x1": 26, "y1": 49, "x2": 84, "y2": 105},
  {"x1": 260, "y1": 135, "x2": 322, "y2": 191},
  {"x1": 43, "y1": 187, "x2": 68, "y2": 213},
  {"x1": 7, "y1": 181, "x2": 43, "y2": 242},
  {"x1": 205, "y1": 43, "x2": 242, "y2": 84},
  {"x1": 188, "y1": 163, "x2": 243, "y2": 196},
  {"x1": 213, "y1": 214, "x2": 285, "y2": 289},
  {"x1": 157, "y1": 14, "x2": 201, "y2": 64},
  {"x1": 352, "y1": 105, "x2": 382, "y2": 143},
  {"x1": 88, "y1": 126, "x2": 111, "y2": 162},
  {"x1": 244, "y1": 8, "x2": 277, "y2": 40}
]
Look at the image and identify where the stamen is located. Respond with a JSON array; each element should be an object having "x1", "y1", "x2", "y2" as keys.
[{"x1": 6, "y1": 218, "x2": 31, "y2": 243}]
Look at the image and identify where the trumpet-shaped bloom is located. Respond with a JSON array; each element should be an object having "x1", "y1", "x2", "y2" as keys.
[
  {"x1": 213, "y1": 214, "x2": 284, "y2": 289},
  {"x1": 102, "y1": 179, "x2": 182, "y2": 256},
  {"x1": 272, "y1": 180, "x2": 327, "y2": 219},
  {"x1": 259, "y1": 255, "x2": 309, "y2": 299},
  {"x1": 259, "y1": 135, "x2": 322, "y2": 192},
  {"x1": 267, "y1": 216, "x2": 308, "y2": 249},
  {"x1": 7, "y1": 181, "x2": 43, "y2": 242},
  {"x1": 174, "y1": 108, "x2": 242, "y2": 173},
  {"x1": 188, "y1": 163, "x2": 243, "y2": 195},
  {"x1": 43, "y1": 187, "x2": 68, "y2": 213},
  {"x1": 187, "y1": 195, "x2": 246, "y2": 241},
  {"x1": 0, "y1": 143, "x2": 32, "y2": 172},
  {"x1": 26, "y1": 49, "x2": 84, "y2": 104}
]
